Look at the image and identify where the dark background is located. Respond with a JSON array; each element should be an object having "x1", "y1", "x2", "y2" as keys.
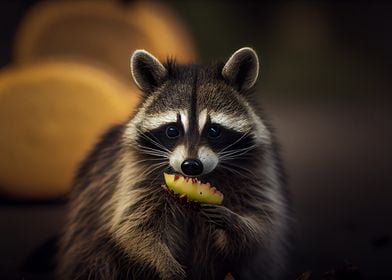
[{"x1": 0, "y1": 0, "x2": 391, "y2": 279}]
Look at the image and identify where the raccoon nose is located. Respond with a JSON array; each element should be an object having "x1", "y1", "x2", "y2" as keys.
[{"x1": 181, "y1": 159, "x2": 203, "y2": 176}]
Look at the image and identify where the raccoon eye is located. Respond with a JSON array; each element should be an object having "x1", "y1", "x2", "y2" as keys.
[
  {"x1": 166, "y1": 125, "x2": 180, "y2": 139},
  {"x1": 208, "y1": 125, "x2": 221, "y2": 138}
]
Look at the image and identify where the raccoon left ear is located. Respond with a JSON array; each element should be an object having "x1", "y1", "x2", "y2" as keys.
[
  {"x1": 222, "y1": 47, "x2": 259, "y2": 91},
  {"x1": 130, "y1": 50, "x2": 167, "y2": 93}
]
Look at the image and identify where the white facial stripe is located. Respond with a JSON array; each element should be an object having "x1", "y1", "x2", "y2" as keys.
[
  {"x1": 239, "y1": 97, "x2": 271, "y2": 144},
  {"x1": 124, "y1": 94, "x2": 157, "y2": 141},
  {"x1": 198, "y1": 109, "x2": 208, "y2": 133},
  {"x1": 140, "y1": 111, "x2": 178, "y2": 131},
  {"x1": 198, "y1": 146, "x2": 218, "y2": 175},
  {"x1": 248, "y1": 107, "x2": 271, "y2": 144},
  {"x1": 180, "y1": 110, "x2": 188, "y2": 133},
  {"x1": 169, "y1": 145, "x2": 187, "y2": 173},
  {"x1": 209, "y1": 111, "x2": 251, "y2": 132}
]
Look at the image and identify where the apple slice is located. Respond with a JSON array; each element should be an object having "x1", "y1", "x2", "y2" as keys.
[{"x1": 164, "y1": 173, "x2": 223, "y2": 205}]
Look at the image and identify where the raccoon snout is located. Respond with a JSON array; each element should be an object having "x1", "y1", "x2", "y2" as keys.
[
  {"x1": 169, "y1": 145, "x2": 218, "y2": 176},
  {"x1": 181, "y1": 159, "x2": 203, "y2": 176}
]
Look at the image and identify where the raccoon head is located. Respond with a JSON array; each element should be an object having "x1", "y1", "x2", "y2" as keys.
[{"x1": 126, "y1": 48, "x2": 270, "y2": 181}]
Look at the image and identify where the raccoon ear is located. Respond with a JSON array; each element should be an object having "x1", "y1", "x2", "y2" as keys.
[
  {"x1": 222, "y1": 47, "x2": 259, "y2": 91},
  {"x1": 130, "y1": 50, "x2": 167, "y2": 92}
]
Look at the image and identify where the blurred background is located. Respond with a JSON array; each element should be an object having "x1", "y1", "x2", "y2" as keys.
[{"x1": 0, "y1": 0, "x2": 391, "y2": 279}]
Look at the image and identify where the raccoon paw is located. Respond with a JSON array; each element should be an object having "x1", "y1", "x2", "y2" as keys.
[{"x1": 200, "y1": 204, "x2": 237, "y2": 229}]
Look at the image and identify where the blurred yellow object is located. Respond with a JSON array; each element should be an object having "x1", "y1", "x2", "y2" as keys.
[
  {"x1": 0, "y1": 61, "x2": 138, "y2": 199},
  {"x1": 14, "y1": 0, "x2": 197, "y2": 84}
]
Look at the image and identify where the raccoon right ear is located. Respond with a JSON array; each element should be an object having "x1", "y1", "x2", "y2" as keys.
[
  {"x1": 130, "y1": 50, "x2": 167, "y2": 93},
  {"x1": 222, "y1": 47, "x2": 259, "y2": 91}
]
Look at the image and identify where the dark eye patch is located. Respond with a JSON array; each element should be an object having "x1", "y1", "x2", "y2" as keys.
[
  {"x1": 136, "y1": 122, "x2": 183, "y2": 157},
  {"x1": 202, "y1": 124, "x2": 255, "y2": 156}
]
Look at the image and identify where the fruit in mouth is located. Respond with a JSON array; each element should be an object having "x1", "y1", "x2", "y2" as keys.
[{"x1": 163, "y1": 173, "x2": 224, "y2": 205}]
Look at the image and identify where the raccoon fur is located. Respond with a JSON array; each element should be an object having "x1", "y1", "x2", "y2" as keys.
[{"x1": 57, "y1": 47, "x2": 291, "y2": 280}]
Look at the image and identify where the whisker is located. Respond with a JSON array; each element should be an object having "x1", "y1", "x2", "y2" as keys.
[
  {"x1": 219, "y1": 145, "x2": 256, "y2": 156},
  {"x1": 219, "y1": 156, "x2": 254, "y2": 162},
  {"x1": 219, "y1": 144, "x2": 257, "y2": 155},
  {"x1": 138, "y1": 162, "x2": 168, "y2": 178},
  {"x1": 135, "y1": 127, "x2": 171, "y2": 153},
  {"x1": 146, "y1": 169, "x2": 167, "y2": 188},
  {"x1": 136, "y1": 144, "x2": 170, "y2": 157},
  {"x1": 219, "y1": 162, "x2": 257, "y2": 177},
  {"x1": 136, "y1": 144, "x2": 168, "y2": 152},
  {"x1": 131, "y1": 158, "x2": 168, "y2": 166},
  {"x1": 219, "y1": 146, "x2": 257, "y2": 160},
  {"x1": 137, "y1": 149, "x2": 169, "y2": 158},
  {"x1": 141, "y1": 136, "x2": 169, "y2": 152},
  {"x1": 218, "y1": 164, "x2": 245, "y2": 178},
  {"x1": 219, "y1": 151, "x2": 254, "y2": 160},
  {"x1": 219, "y1": 152, "x2": 255, "y2": 160},
  {"x1": 218, "y1": 132, "x2": 250, "y2": 154}
]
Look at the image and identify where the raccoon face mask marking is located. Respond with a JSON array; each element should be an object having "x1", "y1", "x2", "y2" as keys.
[
  {"x1": 179, "y1": 110, "x2": 189, "y2": 133},
  {"x1": 139, "y1": 111, "x2": 178, "y2": 131},
  {"x1": 129, "y1": 47, "x2": 266, "y2": 178},
  {"x1": 198, "y1": 109, "x2": 208, "y2": 134},
  {"x1": 209, "y1": 111, "x2": 251, "y2": 133}
]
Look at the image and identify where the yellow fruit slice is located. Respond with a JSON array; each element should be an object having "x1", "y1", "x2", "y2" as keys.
[
  {"x1": 164, "y1": 173, "x2": 224, "y2": 205},
  {"x1": 0, "y1": 61, "x2": 138, "y2": 199}
]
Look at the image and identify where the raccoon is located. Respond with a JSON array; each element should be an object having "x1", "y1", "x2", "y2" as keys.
[{"x1": 57, "y1": 47, "x2": 290, "y2": 280}]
